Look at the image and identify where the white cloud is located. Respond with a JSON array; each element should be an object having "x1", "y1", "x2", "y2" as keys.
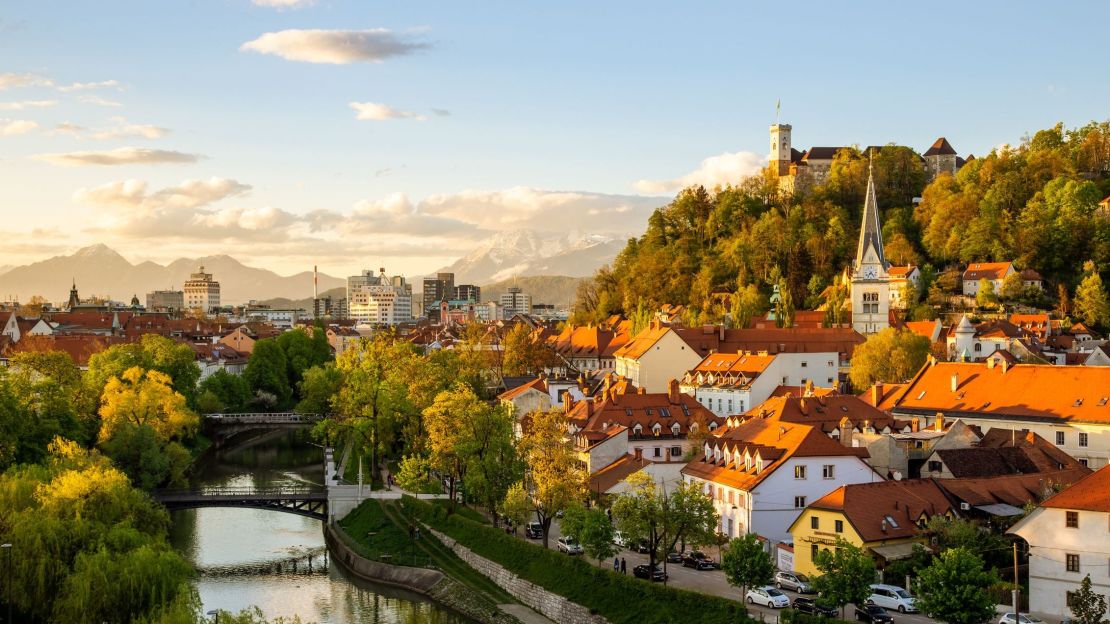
[
  {"x1": 57, "y1": 80, "x2": 121, "y2": 93},
  {"x1": 0, "y1": 99, "x2": 57, "y2": 110},
  {"x1": 240, "y1": 28, "x2": 427, "y2": 64},
  {"x1": 418, "y1": 187, "x2": 661, "y2": 233},
  {"x1": 633, "y1": 151, "x2": 766, "y2": 194},
  {"x1": 252, "y1": 0, "x2": 315, "y2": 8},
  {"x1": 88, "y1": 118, "x2": 169, "y2": 140},
  {"x1": 193, "y1": 205, "x2": 290, "y2": 231},
  {"x1": 349, "y1": 101, "x2": 426, "y2": 121},
  {"x1": 33, "y1": 147, "x2": 200, "y2": 166},
  {"x1": 1, "y1": 119, "x2": 37, "y2": 136},
  {"x1": 50, "y1": 122, "x2": 84, "y2": 136},
  {"x1": 0, "y1": 72, "x2": 51, "y2": 90},
  {"x1": 78, "y1": 95, "x2": 122, "y2": 107},
  {"x1": 74, "y1": 177, "x2": 251, "y2": 210}
]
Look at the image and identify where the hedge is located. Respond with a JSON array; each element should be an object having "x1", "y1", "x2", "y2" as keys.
[{"x1": 400, "y1": 495, "x2": 752, "y2": 624}]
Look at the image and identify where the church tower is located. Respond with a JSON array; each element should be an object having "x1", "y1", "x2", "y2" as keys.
[
  {"x1": 851, "y1": 160, "x2": 890, "y2": 334},
  {"x1": 770, "y1": 123, "x2": 792, "y2": 176},
  {"x1": 67, "y1": 279, "x2": 80, "y2": 311}
]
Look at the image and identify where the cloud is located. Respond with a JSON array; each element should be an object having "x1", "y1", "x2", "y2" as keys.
[
  {"x1": 50, "y1": 122, "x2": 84, "y2": 136},
  {"x1": 87, "y1": 118, "x2": 169, "y2": 140},
  {"x1": 349, "y1": 101, "x2": 426, "y2": 121},
  {"x1": 431, "y1": 108, "x2": 451, "y2": 117},
  {"x1": 1, "y1": 119, "x2": 37, "y2": 136},
  {"x1": 633, "y1": 151, "x2": 766, "y2": 194},
  {"x1": 57, "y1": 80, "x2": 121, "y2": 93},
  {"x1": 74, "y1": 177, "x2": 251, "y2": 210},
  {"x1": 418, "y1": 187, "x2": 661, "y2": 233},
  {"x1": 0, "y1": 72, "x2": 51, "y2": 90},
  {"x1": 240, "y1": 28, "x2": 428, "y2": 64},
  {"x1": 33, "y1": 147, "x2": 201, "y2": 166},
  {"x1": 0, "y1": 99, "x2": 57, "y2": 110},
  {"x1": 78, "y1": 95, "x2": 122, "y2": 107},
  {"x1": 252, "y1": 0, "x2": 315, "y2": 8}
]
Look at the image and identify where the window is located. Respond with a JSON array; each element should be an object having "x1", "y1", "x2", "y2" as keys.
[
  {"x1": 801, "y1": 361, "x2": 808, "y2": 368},
  {"x1": 728, "y1": 491, "x2": 734, "y2": 504},
  {"x1": 1079, "y1": 433, "x2": 1088, "y2": 447},
  {"x1": 974, "y1": 343, "x2": 982, "y2": 352},
  {"x1": 827, "y1": 361, "x2": 834, "y2": 367},
  {"x1": 1066, "y1": 553, "x2": 1080, "y2": 572},
  {"x1": 653, "y1": 447, "x2": 661, "y2": 458},
  {"x1": 1057, "y1": 431, "x2": 1066, "y2": 445},
  {"x1": 835, "y1": 520, "x2": 844, "y2": 533},
  {"x1": 1080, "y1": 458, "x2": 1089, "y2": 467},
  {"x1": 794, "y1": 496, "x2": 807, "y2": 509},
  {"x1": 811, "y1": 544, "x2": 819, "y2": 560},
  {"x1": 795, "y1": 465, "x2": 807, "y2": 479},
  {"x1": 811, "y1": 516, "x2": 820, "y2": 530},
  {"x1": 928, "y1": 460, "x2": 942, "y2": 472},
  {"x1": 823, "y1": 465, "x2": 835, "y2": 479},
  {"x1": 1066, "y1": 511, "x2": 1079, "y2": 528},
  {"x1": 671, "y1": 446, "x2": 682, "y2": 457}
]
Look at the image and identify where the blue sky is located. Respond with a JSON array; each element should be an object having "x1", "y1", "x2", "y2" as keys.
[{"x1": 0, "y1": 0, "x2": 1107, "y2": 276}]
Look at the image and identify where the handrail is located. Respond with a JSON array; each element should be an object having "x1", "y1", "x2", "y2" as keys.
[{"x1": 153, "y1": 487, "x2": 325, "y2": 497}]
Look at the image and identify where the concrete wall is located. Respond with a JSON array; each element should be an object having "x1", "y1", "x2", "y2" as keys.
[{"x1": 426, "y1": 526, "x2": 609, "y2": 624}]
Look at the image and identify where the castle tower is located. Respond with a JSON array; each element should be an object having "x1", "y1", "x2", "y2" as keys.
[
  {"x1": 770, "y1": 123, "x2": 792, "y2": 176},
  {"x1": 851, "y1": 160, "x2": 890, "y2": 335}
]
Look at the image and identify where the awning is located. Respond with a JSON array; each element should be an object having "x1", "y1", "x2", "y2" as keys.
[
  {"x1": 975, "y1": 503, "x2": 1025, "y2": 517},
  {"x1": 870, "y1": 542, "x2": 919, "y2": 561}
]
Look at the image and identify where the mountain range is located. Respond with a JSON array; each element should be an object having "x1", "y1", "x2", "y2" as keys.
[
  {"x1": 438, "y1": 229, "x2": 625, "y2": 285},
  {"x1": 0, "y1": 244, "x2": 344, "y2": 305}
]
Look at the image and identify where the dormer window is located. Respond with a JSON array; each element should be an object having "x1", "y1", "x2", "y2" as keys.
[
  {"x1": 633, "y1": 424, "x2": 643, "y2": 436},
  {"x1": 652, "y1": 423, "x2": 662, "y2": 437},
  {"x1": 671, "y1": 422, "x2": 681, "y2": 436}
]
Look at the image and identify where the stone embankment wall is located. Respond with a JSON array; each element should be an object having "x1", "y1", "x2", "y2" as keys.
[
  {"x1": 324, "y1": 523, "x2": 519, "y2": 624},
  {"x1": 426, "y1": 526, "x2": 609, "y2": 624}
]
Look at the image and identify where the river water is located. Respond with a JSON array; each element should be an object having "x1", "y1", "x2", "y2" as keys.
[{"x1": 169, "y1": 429, "x2": 470, "y2": 623}]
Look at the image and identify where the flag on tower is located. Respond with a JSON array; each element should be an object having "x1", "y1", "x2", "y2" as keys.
[{"x1": 775, "y1": 99, "x2": 781, "y2": 120}]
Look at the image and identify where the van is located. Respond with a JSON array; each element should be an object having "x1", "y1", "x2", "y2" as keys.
[{"x1": 867, "y1": 584, "x2": 917, "y2": 613}]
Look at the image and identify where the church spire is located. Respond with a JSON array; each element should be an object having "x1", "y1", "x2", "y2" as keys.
[{"x1": 854, "y1": 154, "x2": 887, "y2": 271}]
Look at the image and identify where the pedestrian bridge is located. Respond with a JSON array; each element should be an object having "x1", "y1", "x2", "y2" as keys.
[{"x1": 152, "y1": 487, "x2": 328, "y2": 521}]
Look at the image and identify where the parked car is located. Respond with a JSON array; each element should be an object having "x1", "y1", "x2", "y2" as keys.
[
  {"x1": 746, "y1": 586, "x2": 790, "y2": 608},
  {"x1": 775, "y1": 571, "x2": 815, "y2": 593},
  {"x1": 999, "y1": 615, "x2": 1047, "y2": 624},
  {"x1": 792, "y1": 597, "x2": 838, "y2": 618},
  {"x1": 633, "y1": 564, "x2": 667, "y2": 582},
  {"x1": 868, "y1": 584, "x2": 917, "y2": 613},
  {"x1": 682, "y1": 551, "x2": 717, "y2": 570},
  {"x1": 556, "y1": 536, "x2": 583, "y2": 555},
  {"x1": 524, "y1": 522, "x2": 543, "y2": 539},
  {"x1": 612, "y1": 531, "x2": 631, "y2": 548},
  {"x1": 633, "y1": 539, "x2": 652, "y2": 554},
  {"x1": 666, "y1": 551, "x2": 684, "y2": 564},
  {"x1": 855, "y1": 604, "x2": 894, "y2": 624}
]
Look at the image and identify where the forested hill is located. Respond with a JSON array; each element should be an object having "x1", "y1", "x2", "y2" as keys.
[{"x1": 571, "y1": 121, "x2": 1110, "y2": 326}]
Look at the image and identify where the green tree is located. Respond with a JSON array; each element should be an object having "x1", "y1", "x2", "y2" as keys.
[
  {"x1": 561, "y1": 503, "x2": 618, "y2": 565},
  {"x1": 501, "y1": 323, "x2": 551, "y2": 377},
  {"x1": 849, "y1": 328, "x2": 931, "y2": 391},
  {"x1": 1000, "y1": 272, "x2": 1025, "y2": 302},
  {"x1": 1069, "y1": 574, "x2": 1108, "y2": 624},
  {"x1": 511, "y1": 408, "x2": 585, "y2": 549},
  {"x1": 295, "y1": 364, "x2": 343, "y2": 414},
  {"x1": 721, "y1": 533, "x2": 775, "y2": 598},
  {"x1": 976, "y1": 279, "x2": 999, "y2": 309},
  {"x1": 276, "y1": 326, "x2": 333, "y2": 392},
  {"x1": 99, "y1": 423, "x2": 190, "y2": 489},
  {"x1": 915, "y1": 547, "x2": 999, "y2": 624},
  {"x1": 243, "y1": 338, "x2": 292, "y2": 408},
  {"x1": 729, "y1": 283, "x2": 766, "y2": 329},
  {"x1": 611, "y1": 472, "x2": 718, "y2": 571},
  {"x1": 97, "y1": 367, "x2": 198, "y2": 444},
  {"x1": 393, "y1": 453, "x2": 437, "y2": 496},
  {"x1": 1074, "y1": 266, "x2": 1110, "y2": 329},
  {"x1": 197, "y1": 369, "x2": 253, "y2": 413},
  {"x1": 812, "y1": 539, "x2": 876, "y2": 618},
  {"x1": 86, "y1": 335, "x2": 201, "y2": 405},
  {"x1": 0, "y1": 358, "x2": 83, "y2": 467}
]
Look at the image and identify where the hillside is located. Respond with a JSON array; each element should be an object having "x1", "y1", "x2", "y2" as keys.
[{"x1": 439, "y1": 229, "x2": 625, "y2": 284}]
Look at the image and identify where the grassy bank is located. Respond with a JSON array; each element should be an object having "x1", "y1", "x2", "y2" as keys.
[{"x1": 401, "y1": 496, "x2": 751, "y2": 624}]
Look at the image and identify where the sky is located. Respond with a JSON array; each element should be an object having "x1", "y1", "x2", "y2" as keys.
[{"x1": 1, "y1": 0, "x2": 1108, "y2": 278}]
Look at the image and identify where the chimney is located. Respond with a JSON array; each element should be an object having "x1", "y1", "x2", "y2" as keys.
[
  {"x1": 668, "y1": 379, "x2": 680, "y2": 405},
  {"x1": 563, "y1": 391, "x2": 574, "y2": 414},
  {"x1": 934, "y1": 412, "x2": 946, "y2": 432},
  {"x1": 871, "y1": 382, "x2": 884, "y2": 406},
  {"x1": 719, "y1": 324, "x2": 725, "y2": 341},
  {"x1": 586, "y1": 397, "x2": 596, "y2": 417},
  {"x1": 950, "y1": 373, "x2": 959, "y2": 393},
  {"x1": 609, "y1": 386, "x2": 619, "y2": 405},
  {"x1": 987, "y1": 357, "x2": 996, "y2": 369},
  {"x1": 637, "y1": 386, "x2": 646, "y2": 395},
  {"x1": 1001, "y1": 359, "x2": 1010, "y2": 374},
  {"x1": 911, "y1": 417, "x2": 920, "y2": 433}
]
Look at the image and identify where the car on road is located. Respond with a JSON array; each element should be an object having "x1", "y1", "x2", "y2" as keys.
[
  {"x1": 775, "y1": 571, "x2": 814, "y2": 593},
  {"x1": 682, "y1": 551, "x2": 718, "y2": 570},
  {"x1": 746, "y1": 586, "x2": 790, "y2": 608},
  {"x1": 868, "y1": 584, "x2": 917, "y2": 613},
  {"x1": 856, "y1": 604, "x2": 894, "y2": 624},
  {"x1": 525, "y1": 522, "x2": 543, "y2": 539},
  {"x1": 665, "y1": 551, "x2": 684, "y2": 564},
  {"x1": 633, "y1": 539, "x2": 652, "y2": 554},
  {"x1": 613, "y1": 531, "x2": 632, "y2": 548},
  {"x1": 792, "y1": 597, "x2": 838, "y2": 618},
  {"x1": 999, "y1": 615, "x2": 1047, "y2": 624},
  {"x1": 556, "y1": 536, "x2": 583, "y2": 555},
  {"x1": 633, "y1": 564, "x2": 667, "y2": 582}
]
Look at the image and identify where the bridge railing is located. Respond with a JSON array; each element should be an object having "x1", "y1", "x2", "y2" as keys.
[
  {"x1": 204, "y1": 412, "x2": 325, "y2": 425},
  {"x1": 152, "y1": 486, "x2": 325, "y2": 498}
]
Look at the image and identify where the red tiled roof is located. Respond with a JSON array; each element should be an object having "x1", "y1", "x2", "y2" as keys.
[
  {"x1": 924, "y1": 137, "x2": 958, "y2": 157},
  {"x1": 806, "y1": 479, "x2": 955, "y2": 542},
  {"x1": 498, "y1": 377, "x2": 548, "y2": 401},
  {"x1": 1039, "y1": 465, "x2": 1110, "y2": 512},
  {"x1": 963, "y1": 262, "x2": 1013, "y2": 281}
]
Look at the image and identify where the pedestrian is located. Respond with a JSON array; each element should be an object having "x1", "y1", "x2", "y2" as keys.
[
  {"x1": 620, "y1": 557, "x2": 626, "y2": 574},
  {"x1": 613, "y1": 557, "x2": 619, "y2": 572}
]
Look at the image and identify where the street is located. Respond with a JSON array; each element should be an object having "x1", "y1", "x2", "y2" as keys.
[{"x1": 532, "y1": 519, "x2": 942, "y2": 624}]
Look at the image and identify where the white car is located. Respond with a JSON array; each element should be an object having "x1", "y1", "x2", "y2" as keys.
[
  {"x1": 746, "y1": 586, "x2": 790, "y2": 608},
  {"x1": 999, "y1": 615, "x2": 1046, "y2": 624},
  {"x1": 612, "y1": 531, "x2": 630, "y2": 547},
  {"x1": 868, "y1": 584, "x2": 917, "y2": 613},
  {"x1": 556, "y1": 536, "x2": 583, "y2": 555}
]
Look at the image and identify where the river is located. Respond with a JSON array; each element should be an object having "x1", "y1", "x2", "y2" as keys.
[{"x1": 169, "y1": 429, "x2": 470, "y2": 623}]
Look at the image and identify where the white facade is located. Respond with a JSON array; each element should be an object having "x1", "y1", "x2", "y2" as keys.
[
  {"x1": 499, "y1": 287, "x2": 532, "y2": 317},
  {"x1": 917, "y1": 412, "x2": 1110, "y2": 470},
  {"x1": 1010, "y1": 506, "x2": 1110, "y2": 619},
  {"x1": 681, "y1": 352, "x2": 839, "y2": 417},
  {"x1": 184, "y1": 266, "x2": 221, "y2": 313},
  {"x1": 242, "y1": 308, "x2": 301, "y2": 329},
  {"x1": 347, "y1": 268, "x2": 413, "y2": 326},
  {"x1": 851, "y1": 168, "x2": 890, "y2": 335},
  {"x1": 615, "y1": 329, "x2": 703, "y2": 393}
]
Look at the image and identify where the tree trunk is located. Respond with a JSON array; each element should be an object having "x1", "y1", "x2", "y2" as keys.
[{"x1": 541, "y1": 516, "x2": 552, "y2": 550}]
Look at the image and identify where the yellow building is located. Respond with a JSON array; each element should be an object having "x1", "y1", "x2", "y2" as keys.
[{"x1": 787, "y1": 479, "x2": 955, "y2": 576}]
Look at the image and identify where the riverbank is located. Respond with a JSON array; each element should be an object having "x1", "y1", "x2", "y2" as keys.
[{"x1": 325, "y1": 513, "x2": 522, "y2": 624}]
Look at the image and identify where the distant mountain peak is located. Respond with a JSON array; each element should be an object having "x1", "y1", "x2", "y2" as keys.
[{"x1": 439, "y1": 228, "x2": 625, "y2": 285}]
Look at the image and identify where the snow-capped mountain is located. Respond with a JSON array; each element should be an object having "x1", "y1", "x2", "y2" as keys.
[{"x1": 439, "y1": 229, "x2": 627, "y2": 285}]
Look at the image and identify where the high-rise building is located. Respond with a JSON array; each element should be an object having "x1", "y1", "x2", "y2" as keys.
[
  {"x1": 348, "y1": 268, "x2": 412, "y2": 326},
  {"x1": 499, "y1": 286, "x2": 532, "y2": 318},
  {"x1": 453, "y1": 284, "x2": 481, "y2": 303},
  {"x1": 313, "y1": 294, "x2": 347, "y2": 319},
  {"x1": 184, "y1": 266, "x2": 221, "y2": 313},
  {"x1": 422, "y1": 272, "x2": 455, "y2": 315},
  {"x1": 146, "y1": 290, "x2": 185, "y2": 312}
]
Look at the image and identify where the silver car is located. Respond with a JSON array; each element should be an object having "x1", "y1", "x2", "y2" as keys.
[
  {"x1": 775, "y1": 571, "x2": 814, "y2": 593},
  {"x1": 557, "y1": 536, "x2": 583, "y2": 555}
]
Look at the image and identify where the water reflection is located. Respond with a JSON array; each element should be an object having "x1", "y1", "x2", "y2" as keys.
[{"x1": 169, "y1": 429, "x2": 470, "y2": 623}]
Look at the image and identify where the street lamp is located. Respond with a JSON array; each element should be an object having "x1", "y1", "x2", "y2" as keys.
[
  {"x1": 206, "y1": 609, "x2": 219, "y2": 623},
  {"x1": 1, "y1": 543, "x2": 11, "y2": 624}
]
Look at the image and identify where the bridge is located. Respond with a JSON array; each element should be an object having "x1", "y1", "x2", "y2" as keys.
[{"x1": 153, "y1": 487, "x2": 328, "y2": 520}]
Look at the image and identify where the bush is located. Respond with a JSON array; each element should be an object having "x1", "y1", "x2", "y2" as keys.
[{"x1": 401, "y1": 496, "x2": 751, "y2": 624}]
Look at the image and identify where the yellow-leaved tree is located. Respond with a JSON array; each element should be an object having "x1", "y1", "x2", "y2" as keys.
[
  {"x1": 505, "y1": 408, "x2": 585, "y2": 548},
  {"x1": 98, "y1": 366, "x2": 198, "y2": 443}
]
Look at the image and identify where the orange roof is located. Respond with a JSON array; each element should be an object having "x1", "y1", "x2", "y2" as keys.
[
  {"x1": 498, "y1": 377, "x2": 549, "y2": 401},
  {"x1": 963, "y1": 262, "x2": 1013, "y2": 281},
  {"x1": 885, "y1": 361, "x2": 1110, "y2": 425},
  {"x1": 740, "y1": 393, "x2": 906, "y2": 435},
  {"x1": 770, "y1": 384, "x2": 836, "y2": 399},
  {"x1": 887, "y1": 265, "x2": 917, "y2": 278},
  {"x1": 612, "y1": 323, "x2": 672, "y2": 360},
  {"x1": 806, "y1": 479, "x2": 955, "y2": 542},
  {"x1": 590, "y1": 453, "x2": 652, "y2": 493},
  {"x1": 1039, "y1": 465, "x2": 1110, "y2": 512},
  {"x1": 903, "y1": 320, "x2": 941, "y2": 341},
  {"x1": 567, "y1": 388, "x2": 722, "y2": 441},
  {"x1": 617, "y1": 323, "x2": 865, "y2": 361},
  {"x1": 682, "y1": 352, "x2": 776, "y2": 388},
  {"x1": 938, "y1": 469, "x2": 1089, "y2": 508}
]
